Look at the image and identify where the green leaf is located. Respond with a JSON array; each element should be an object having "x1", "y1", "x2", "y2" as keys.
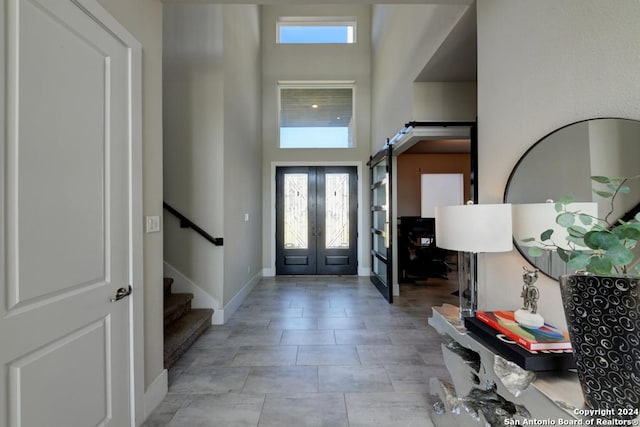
[
  {"x1": 557, "y1": 195, "x2": 575, "y2": 205},
  {"x1": 603, "y1": 245, "x2": 634, "y2": 266},
  {"x1": 584, "y1": 230, "x2": 620, "y2": 250},
  {"x1": 557, "y1": 213, "x2": 575, "y2": 227},
  {"x1": 635, "y1": 212, "x2": 640, "y2": 222},
  {"x1": 634, "y1": 264, "x2": 640, "y2": 275},
  {"x1": 567, "y1": 226, "x2": 587, "y2": 238},
  {"x1": 566, "y1": 235, "x2": 586, "y2": 247},
  {"x1": 528, "y1": 247, "x2": 544, "y2": 258},
  {"x1": 591, "y1": 176, "x2": 611, "y2": 184},
  {"x1": 578, "y1": 214, "x2": 593, "y2": 226},
  {"x1": 587, "y1": 257, "x2": 614, "y2": 275},
  {"x1": 557, "y1": 247, "x2": 570, "y2": 262},
  {"x1": 567, "y1": 252, "x2": 591, "y2": 269},
  {"x1": 617, "y1": 185, "x2": 631, "y2": 194},
  {"x1": 612, "y1": 224, "x2": 640, "y2": 241},
  {"x1": 521, "y1": 237, "x2": 536, "y2": 243},
  {"x1": 554, "y1": 202, "x2": 563, "y2": 213},
  {"x1": 540, "y1": 229, "x2": 554, "y2": 241},
  {"x1": 593, "y1": 190, "x2": 614, "y2": 198}
]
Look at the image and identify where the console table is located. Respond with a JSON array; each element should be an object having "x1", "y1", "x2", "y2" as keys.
[{"x1": 428, "y1": 304, "x2": 587, "y2": 426}]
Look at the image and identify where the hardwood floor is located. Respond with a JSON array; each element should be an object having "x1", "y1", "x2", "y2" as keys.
[{"x1": 144, "y1": 274, "x2": 459, "y2": 427}]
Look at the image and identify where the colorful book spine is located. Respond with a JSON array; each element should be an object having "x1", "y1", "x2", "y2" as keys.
[{"x1": 475, "y1": 310, "x2": 572, "y2": 351}]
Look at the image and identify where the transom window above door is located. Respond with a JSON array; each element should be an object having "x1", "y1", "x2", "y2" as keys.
[
  {"x1": 277, "y1": 16, "x2": 356, "y2": 44},
  {"x1": 278, "y1": 82, "x2": 355, "y2": 149}
]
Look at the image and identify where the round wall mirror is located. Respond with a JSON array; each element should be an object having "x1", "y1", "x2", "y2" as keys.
[{"x1": 504, "y1": 118, "x2": 640, "y2": 280}]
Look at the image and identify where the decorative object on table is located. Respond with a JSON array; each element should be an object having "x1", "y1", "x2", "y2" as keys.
[
  {"x1": 475, "y1": 311, "x2": 571, "y2": 351},
  {"x1": 514, "y1": 266, "x2": 544, "y2": 328},
  {"x1": 526, "y1": 175, "x2": 640, "y2": 416},
  {"x1": 464, "y1": 317, "x2": 576, "y2": 372},
  {"x1": 435, "y1": 202, "x2": 513, "y2": 318}
]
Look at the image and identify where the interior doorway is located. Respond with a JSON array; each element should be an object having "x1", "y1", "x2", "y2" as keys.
[
  {"x1": 368, "y1": 122, "x2": 477, "y2": 302},
  {"x1": 275, "y1": 166, "x2": 358, "y2": 275},
  {"x1": 392, "y1": 122, "x2": 477, "y2": 296}
]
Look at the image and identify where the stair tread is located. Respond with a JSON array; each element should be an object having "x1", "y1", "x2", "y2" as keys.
[
  {"x1": 164, "y1": 308, "x2": 213, "y2": 368},
  {"x1": 163, "y1": 293, "x2": 195, "y2": 327},
  {"x1": 164, "y1": 309, "x2": 213, "y2": 351}
]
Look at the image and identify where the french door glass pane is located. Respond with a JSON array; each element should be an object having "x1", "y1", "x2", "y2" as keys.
[
  {"x1": 372, "y1": 184, "x2": 386, "y2": 207},
  {"x1": 284, "y1": 173, "x2": 308, "y2": 249},
  {"x1": 373, "y1": 256, "x2": 387, "y2": 277},
  {"x1": 373, "y1": 164, "x2": 387, "y2": 182},
  {"x1": 373, "y1": 233, "x2": 386, "y2": 253},
  {"x1": 372, "y1": 211, "x2": 387, "y2": 232},
  {"x1": 325, "y1": 173, "x2": 349, "y2": 249}
]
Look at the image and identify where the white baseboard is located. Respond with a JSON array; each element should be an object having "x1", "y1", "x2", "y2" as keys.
[
  {"x1": 262, "y1": 267, "x2": 275, "y2": 277},
  {"x1": 144, "y1": 369, "x2": 167, "y2": 420},
  {"x1": 221, "y1": 272, "x2": 262, "y2": 323},
  {"x1": 358, "y1": 267, "x2": 371, "y2": 276}
]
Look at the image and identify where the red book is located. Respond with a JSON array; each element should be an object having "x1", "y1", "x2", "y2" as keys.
[{"x1": 475, "y1": 311, "x2": 572, "y2": 351}]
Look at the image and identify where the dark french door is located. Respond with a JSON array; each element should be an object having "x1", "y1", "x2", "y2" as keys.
[{"x1": 276, "y1": 166, "x2": 358, "y2": 275}]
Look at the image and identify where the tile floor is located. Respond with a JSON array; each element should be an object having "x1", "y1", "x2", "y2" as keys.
[{"x1": 144, "y1": 275, "x2": 458, "y2": 427}]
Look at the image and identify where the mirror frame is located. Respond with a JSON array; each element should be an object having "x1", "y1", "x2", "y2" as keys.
[{"x1": 503, "y1": 117, "x2": 640, "y2": 280}]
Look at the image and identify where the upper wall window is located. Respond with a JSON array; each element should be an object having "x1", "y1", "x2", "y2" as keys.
[
  {"x1": 277, "y1": 17, "x2": 356, "y2": 44},
  {"x1": 279, "y1": 82, "x2": 355, "y2": 149}
]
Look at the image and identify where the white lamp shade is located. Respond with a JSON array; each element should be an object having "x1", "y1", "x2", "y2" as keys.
[
  {"x1": 435, "y1": 203, "x2": 513, "y2": 253},
  {"x1": 512, "y1": 202, "x2": 598, "y2": 250}
]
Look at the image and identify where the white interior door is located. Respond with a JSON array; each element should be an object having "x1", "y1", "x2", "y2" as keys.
[{"x1": 0, "y1": 0, "x2": 141, "y2": 426}]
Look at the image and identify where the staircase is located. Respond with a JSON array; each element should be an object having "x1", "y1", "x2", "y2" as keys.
[{"x1": 163, "y1": 277, "x2": 214, "y2": 369}]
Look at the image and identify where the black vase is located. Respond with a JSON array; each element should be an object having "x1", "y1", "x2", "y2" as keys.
[{"x1": 559, "y1": 274, "x2": 640, "y2": 415}]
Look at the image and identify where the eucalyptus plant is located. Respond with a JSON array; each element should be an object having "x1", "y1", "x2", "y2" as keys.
[{"x1": 523, "y1": 175, "x2": 640, "y2": 275}]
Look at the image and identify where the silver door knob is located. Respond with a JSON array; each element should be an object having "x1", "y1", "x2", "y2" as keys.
[{"x1": 110, "y1": 285, "x2": 132, "y2": 302}]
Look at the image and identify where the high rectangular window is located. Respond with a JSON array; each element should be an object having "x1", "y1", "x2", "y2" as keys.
[
  {"x1": 278, "y1": 83, "x2": 355, "y2": 149},
  {"x1": 277, "y1": 17, "x2": 356, "y2": 44}
]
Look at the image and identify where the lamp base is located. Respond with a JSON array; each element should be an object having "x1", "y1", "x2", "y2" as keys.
[{"x1": 515, "y1": 308, "x2": 544, "y2": 329}]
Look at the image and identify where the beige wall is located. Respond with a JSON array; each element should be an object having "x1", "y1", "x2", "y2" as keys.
[
  {"x1": 397, "y1": 154, "x2": 471, "y2": 217},
  {"x1": 370, "y1": 4, "x2": 472, "y2": 147},
  {"x1": 261, "y1": 5, "x2": 373, "y2": 274},
  {"x1": 222, "y1": 5, "x2": 263, "y2": 305},
  {"x1": 163, "y1": 4, "x2": 263, "y2": 315},
  {"x1": 413, "y1": 82, "x2": 477, "y2": 121},
  {"x1": 97, "y1": 0, "x2": 164, "y2": 395},
  {"x1": 477, "y1": 0, "x2": 640, "y2": 327},
  {"x1": 163, "y1": 4, "x2": 225, "y2": 312}
]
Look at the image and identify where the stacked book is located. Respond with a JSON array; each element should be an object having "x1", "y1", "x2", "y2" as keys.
[{"x1": 464, "y1": 310, "x2": 576, "y2": 371}]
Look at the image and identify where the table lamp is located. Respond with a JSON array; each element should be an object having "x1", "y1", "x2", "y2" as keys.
[{"x1": 435, "y1": 202, "x2": 513, "y2": 318}]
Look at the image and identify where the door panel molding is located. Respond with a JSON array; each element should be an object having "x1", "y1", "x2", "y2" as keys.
[{"x1": 8, "y1": 318, "x2": 111, "y2": 427}]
